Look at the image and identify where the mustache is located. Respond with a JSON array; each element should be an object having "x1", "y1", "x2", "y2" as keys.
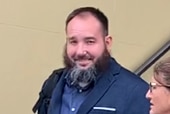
[{"x1": 73, "y1": 52, "x2": 94, "y2": 61}]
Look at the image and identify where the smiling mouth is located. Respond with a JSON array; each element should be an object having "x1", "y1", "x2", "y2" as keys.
[
  {"x1": 75, "y1": 60, "x2": 92, "y2": 67},
  {"x1": 76, "y1": 60, "x2": 90, "y2": 65}
]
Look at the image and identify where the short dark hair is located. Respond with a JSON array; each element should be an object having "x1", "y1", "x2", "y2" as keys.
[
  {"x1": 65, "y1": 7, "x2": 108, "y2": 36},
  {"x1": 154, "y1": 57, "x2": 170, "y2": 87}
]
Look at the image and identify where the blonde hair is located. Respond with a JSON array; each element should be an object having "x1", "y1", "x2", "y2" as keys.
[{"x1": 154, "y1": 57, "x2": 170, "y2": 87}]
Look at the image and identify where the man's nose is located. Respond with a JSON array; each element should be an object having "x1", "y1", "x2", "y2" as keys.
[{"x1": 76, "y1": 44, "x2": 86, "y2": 55}]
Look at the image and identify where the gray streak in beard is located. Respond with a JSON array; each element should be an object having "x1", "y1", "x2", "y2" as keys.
[{"x1": 69, "y1": 65, "x2": 97, "y2": 88}]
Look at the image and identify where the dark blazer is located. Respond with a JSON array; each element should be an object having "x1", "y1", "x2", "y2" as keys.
[{"x1": 48, "y1": 58, "x2": 150, "y2": 114}]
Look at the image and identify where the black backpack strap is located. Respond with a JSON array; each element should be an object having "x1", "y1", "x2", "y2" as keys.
[{"x1": 32, "y1": 68, "x2": 64, "y2": 114}]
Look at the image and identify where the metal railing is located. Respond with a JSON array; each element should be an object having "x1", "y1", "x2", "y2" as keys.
[{"x1": 134, "y1": 39, "x2": 170, "y2": 76}]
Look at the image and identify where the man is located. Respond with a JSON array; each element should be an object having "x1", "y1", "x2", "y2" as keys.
[{"x1": 33, "y1": 7, "x2": 150, "y2": 114}]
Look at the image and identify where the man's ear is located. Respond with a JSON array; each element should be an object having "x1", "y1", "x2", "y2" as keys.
[{"x1": 105, "y1": 35, "x2": 112, "y2": 52}]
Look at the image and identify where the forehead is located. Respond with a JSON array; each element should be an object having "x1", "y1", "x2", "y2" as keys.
[{"x1": 66, "y1": 14, "x2": 103, "y2": 36}]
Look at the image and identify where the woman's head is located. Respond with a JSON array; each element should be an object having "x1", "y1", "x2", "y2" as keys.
[{"x1": 146, "y1": 57, "x2": 170, "y2": 114}]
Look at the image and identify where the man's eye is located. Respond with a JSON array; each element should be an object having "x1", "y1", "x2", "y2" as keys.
[
  {"x1": 69, "y1": 40, "x2": 77, "y2": 44},
  {"x1": 86, "y1": 40, "x2": 95, "y2": 44}
]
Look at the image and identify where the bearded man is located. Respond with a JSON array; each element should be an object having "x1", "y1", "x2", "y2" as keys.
[{"x1": 33, "y1": 6, "x2": 150, "y2": 114}]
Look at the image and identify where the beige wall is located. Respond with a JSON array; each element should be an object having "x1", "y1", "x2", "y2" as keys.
[
  {"x1": 142, "y1": 51, "x2": 170, "y2": 82},
  {"x1": 0, "y1": 0, "x2": 170, "y2": 114}
]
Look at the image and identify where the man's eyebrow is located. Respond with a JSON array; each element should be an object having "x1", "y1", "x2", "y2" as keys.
[
  {"x1": 66, "y1": 36, "x2": 95, "y2": 40},
  {"x1": 84, "y1": 36, "x2": 95, "y2": 40}
]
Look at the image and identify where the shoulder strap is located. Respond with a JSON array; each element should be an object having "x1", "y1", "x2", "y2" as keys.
[{"x1": 32, "y1": 68, "x2": 64, "y2": 113}]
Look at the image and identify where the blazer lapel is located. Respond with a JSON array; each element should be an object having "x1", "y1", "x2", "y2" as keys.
[{"x1": 77, "y1": 71, "x2": 117, "y2": 114}]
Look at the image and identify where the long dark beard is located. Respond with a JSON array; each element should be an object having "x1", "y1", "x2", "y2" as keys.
[{"x1": 63, "y1": 45, "x2": 111, "y2": 89}]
